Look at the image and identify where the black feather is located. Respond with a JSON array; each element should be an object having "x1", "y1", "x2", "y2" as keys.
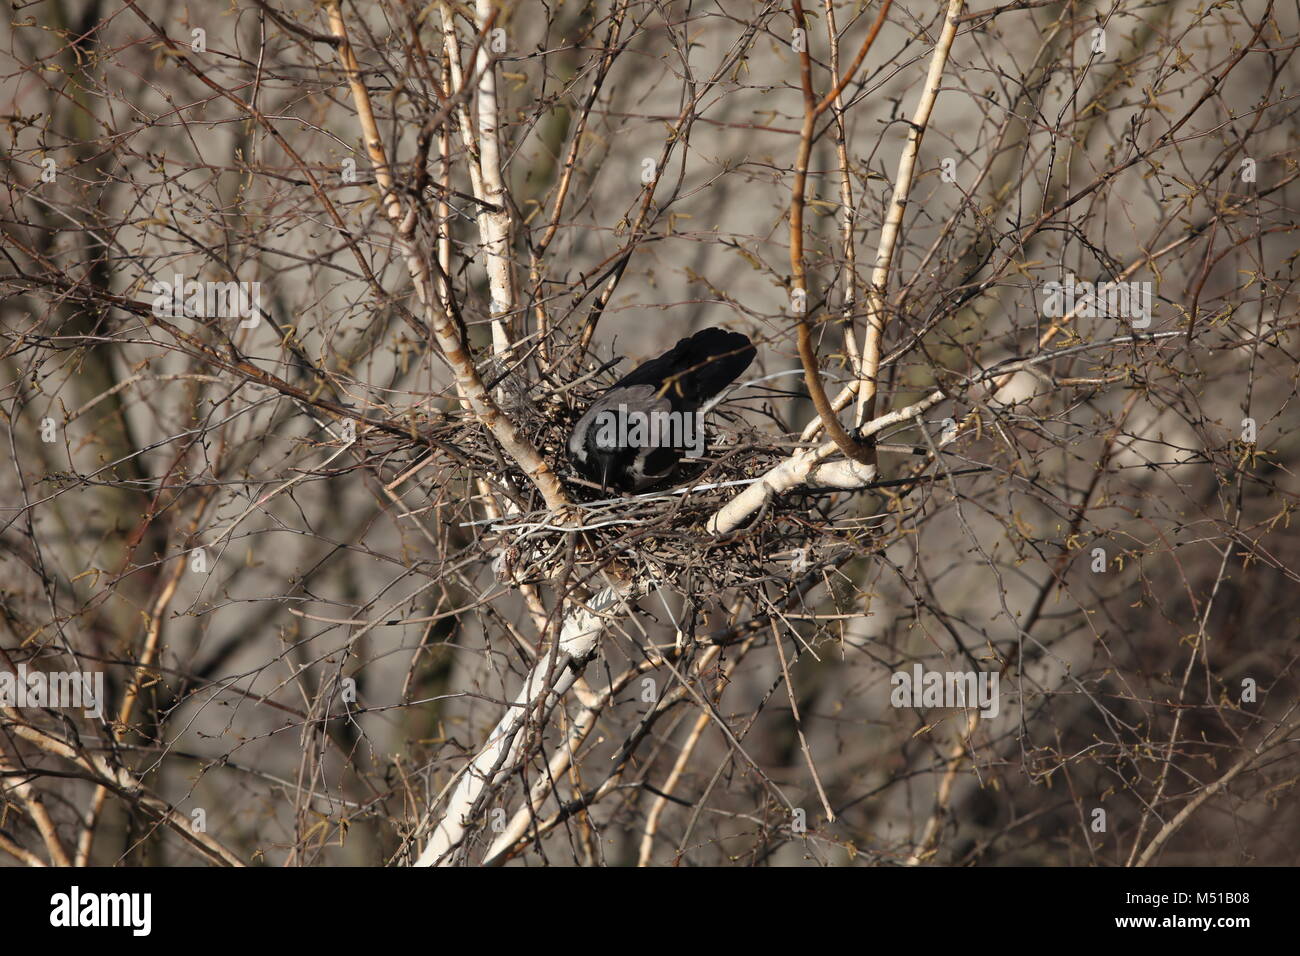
[
  {"x1": 610, "y1": 328, "x2": 756, "y2": 408},
  {"x1": 568, "y1": 327, "x2": 756, "y2": 492}
]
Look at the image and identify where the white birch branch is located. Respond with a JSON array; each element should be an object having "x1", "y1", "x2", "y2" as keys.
[
  {"x1": 414, "y1": 583, "x2": 635, "y2": 865},
  {"x1": 855, "y1": 0, "x2": 965, "y2": 426},
  {"x1": 481, "y1": 654, "x2": 661, "y2": 865},
  {"x1": 473, "y1": 0, "x2": 517, "y2": 355}
]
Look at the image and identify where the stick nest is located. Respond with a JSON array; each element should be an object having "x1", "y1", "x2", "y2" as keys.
[{"x1": 380, "y1": 380, "x2": 880, "y2": 595}]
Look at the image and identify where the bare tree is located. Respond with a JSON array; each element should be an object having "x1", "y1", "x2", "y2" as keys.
[{"x1": 1, "y1": 0, "x2": 1297, "y2": 867}]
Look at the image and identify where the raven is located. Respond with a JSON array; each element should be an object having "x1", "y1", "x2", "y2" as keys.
[{"x1": 568, "y1": 327, "x2": 756, "y2": 492}]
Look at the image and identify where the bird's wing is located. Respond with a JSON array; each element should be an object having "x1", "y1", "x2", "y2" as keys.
[
  {"x1": 611, "y1": 328, "x2": 755, "y2": 407},
  {"x1": 568, "y1": 385, "x2": 665, "y2": 460}
]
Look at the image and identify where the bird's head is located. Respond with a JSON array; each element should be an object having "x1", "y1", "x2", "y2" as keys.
[{"x1": 568, "y1": 402, "x2": 626, "y2": 492}]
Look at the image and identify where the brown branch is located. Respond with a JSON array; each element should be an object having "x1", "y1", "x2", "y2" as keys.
[
  {"x1": 788, "y1": 0, "x2": 894, "y2": 467},
  {"x1": 1135, "y1": 708, "x2": 1300, "y2": 867}
]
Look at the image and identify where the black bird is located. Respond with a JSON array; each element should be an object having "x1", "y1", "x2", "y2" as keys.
[{"x1": 568, "y1": 327, "x2": 756, "y2": 492}]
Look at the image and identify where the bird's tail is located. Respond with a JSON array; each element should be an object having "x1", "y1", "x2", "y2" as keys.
[{"x1": 612, "y1": 327, "x2": 756, "y2": 404}]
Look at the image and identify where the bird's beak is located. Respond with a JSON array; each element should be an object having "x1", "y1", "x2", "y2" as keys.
[{"x1": 600, "y1": 457, "x2": 611, "y2": 493}]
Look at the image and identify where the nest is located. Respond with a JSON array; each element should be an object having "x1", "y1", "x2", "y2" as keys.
[{"x1": 380, "y1": 374, "x2": 881, "y2": 598}]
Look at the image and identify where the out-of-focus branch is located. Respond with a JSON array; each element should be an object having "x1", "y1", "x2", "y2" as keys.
[
  {"x1": 6, "y1": 717, "x2": 245, "y2": 866},
  {"x1": 0, "y1": 829, "x2": 47, "y2": 867},
  {"x1": 0, "y1": 752, "x2": 71, "y2": 866},
  {"x1": 1135, "y1": 708, "x2": 1300, "y2": 867},
  {"x1": 76, "y1": 551, "x2": 187, "y2": 865},
  {"x1": 636, "y1": 683, "x2": 717, "y2": 866},
  {"x1": 904, "y1": 708, "x2": 979, "y2": 865},
  {"x1": 529, "y1": 0, "x2": 633, "y2": 371},
  {"x1": 575, "y1": 7, "x2": 781, "y2": 358}
]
